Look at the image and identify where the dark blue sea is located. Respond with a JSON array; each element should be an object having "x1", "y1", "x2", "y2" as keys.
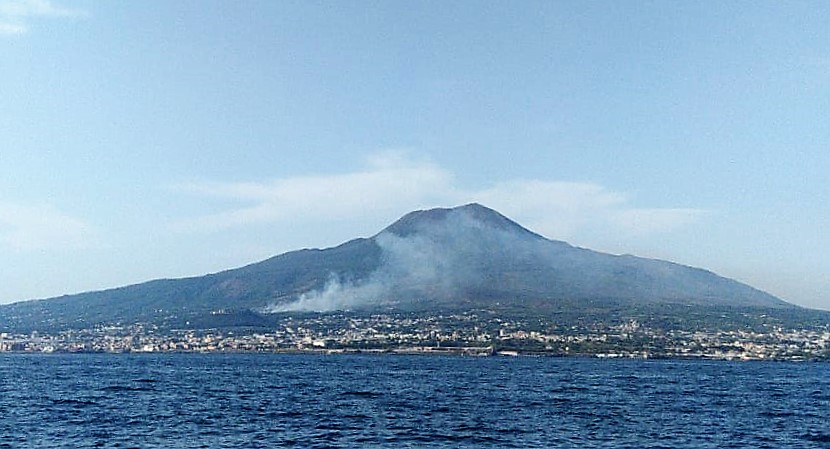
[{"x1": 1, "y1": 354, "x2": 829, "y2": 448}]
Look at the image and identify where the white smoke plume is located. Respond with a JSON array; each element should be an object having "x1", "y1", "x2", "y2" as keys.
[
  {"x1": 265, "y1": 206, "x2": 549, "y2": 312},
  {"x1": 267, "y1": 275, "x2": 386, "y2": 312}
]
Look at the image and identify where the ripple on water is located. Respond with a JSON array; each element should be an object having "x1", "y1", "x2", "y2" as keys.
[{"x1": 0, "y1": 354, "x2": 828, "y2": 448}]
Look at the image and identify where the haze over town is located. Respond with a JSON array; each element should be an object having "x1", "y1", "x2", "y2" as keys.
[{"x1": 1, "y1": 1, "x2": 829, "y2": 310}]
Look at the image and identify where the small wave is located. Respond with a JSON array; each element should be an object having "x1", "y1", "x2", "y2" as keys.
[
  {"x1": 52, "y1": 398, "x2": 96, "y2": 407},
  {"x1": 100, "y1": 385, "x2": 154, "y2": 392},
  {"x1": 340, "y1": 413, "x2": 371, "y2": 420},
  {"x1": 803, "y1": 432, "x2": 830, "y2": 443},
  {"x1": 339, "y1": 391, "x2": 383, "y2": 398},
  {"x1": 760, "y1": 410, "x2": 795, "y2": 418},
  {"x1": 809, "y1": 390, "x2": 830, "y2": 401},
  {"x1": 133, "y1": 378, "x2": 158, "y2": 383},
  {"x1": 410, "y1": 433, "x2": 502, "y2": 444},
  {"x1": 273, "y1": 411, "x2": 304, "y2": 419}
]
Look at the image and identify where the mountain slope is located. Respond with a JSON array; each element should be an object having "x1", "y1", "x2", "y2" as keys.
[
  {"x1": 347, "y1": 203, "x2": 786, "y2": 311},
  {"x1": 0, "y1": 203, "x2": 791, "y2": 331}
]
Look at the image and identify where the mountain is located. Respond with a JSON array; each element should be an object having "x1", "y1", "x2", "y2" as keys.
[{"x1": 0, "y1": 203, "x2": 793, "y2": 331}]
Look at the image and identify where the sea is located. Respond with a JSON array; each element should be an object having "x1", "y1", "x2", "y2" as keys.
[{"x1": 1, "y1": 354, "x2": 829, "y2": 448}]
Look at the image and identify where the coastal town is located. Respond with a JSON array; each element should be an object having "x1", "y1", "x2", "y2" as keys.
[{"x1": 2, "y1": 311, "x2": 829, "y2": 361}]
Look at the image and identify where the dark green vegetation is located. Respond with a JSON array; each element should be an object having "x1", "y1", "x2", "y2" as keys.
[{"x1": 0, "y1": 203, "x2": 820, "y2": 336}]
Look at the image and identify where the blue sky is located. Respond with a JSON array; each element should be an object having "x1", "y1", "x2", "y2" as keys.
[{"x1": 1, "y1": 1, "x2": 829, "y2": 309}]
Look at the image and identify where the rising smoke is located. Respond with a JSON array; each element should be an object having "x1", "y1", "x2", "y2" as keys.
[{"x1": 264, "y1": 207, "x2": 549, "y2": 312}]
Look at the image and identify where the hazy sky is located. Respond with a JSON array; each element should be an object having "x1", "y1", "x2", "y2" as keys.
[{"x1": 2, "y1": 1, "x2": 829, "y2": 309}]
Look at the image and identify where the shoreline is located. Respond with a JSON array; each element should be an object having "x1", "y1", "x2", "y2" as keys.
[{"x1": 1, "y1": 347, "x2": 826, "y2": 362}]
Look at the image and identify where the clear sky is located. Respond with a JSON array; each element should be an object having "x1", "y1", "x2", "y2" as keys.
[{"x1": 1, "y1": 1, "x2": 829, "y2": 309}]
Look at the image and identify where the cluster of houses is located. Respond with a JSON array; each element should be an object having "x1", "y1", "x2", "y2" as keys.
[{"x1": 2, "y1": 312, "x2": 829, "y2": 361}]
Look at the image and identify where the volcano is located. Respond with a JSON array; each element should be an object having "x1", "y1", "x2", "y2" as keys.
[{"x1": 0, "y1": 203, "x2": 791, "y2": 331}]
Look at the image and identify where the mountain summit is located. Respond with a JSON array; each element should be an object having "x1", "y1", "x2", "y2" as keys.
[
  {"x1": 0, "y1": 204, "x2": 791, "y2": 331},
  {"x1": 383, "y1": 203, "x2": 544, "y2": 239}
]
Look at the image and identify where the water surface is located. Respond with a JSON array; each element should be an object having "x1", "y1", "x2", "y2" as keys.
[{"x1": 1, "y1": 354, "x2": 828, "y2": 448}]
